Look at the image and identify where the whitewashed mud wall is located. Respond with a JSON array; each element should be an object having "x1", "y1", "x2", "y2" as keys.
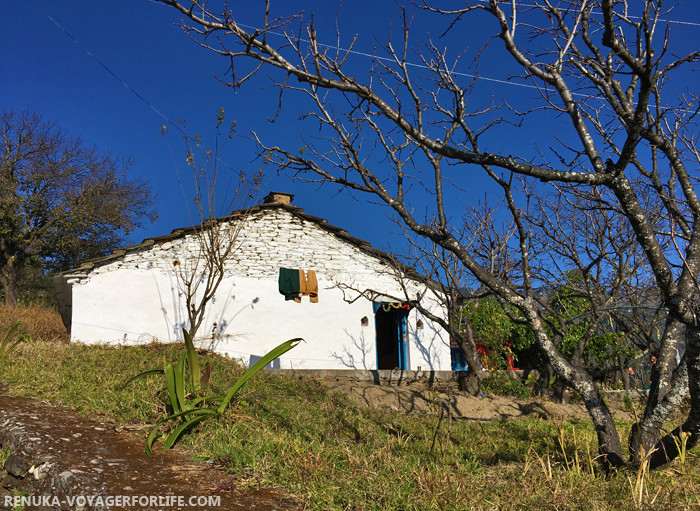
[{"x1": 67, "y1": 209, "x2": 450, "y2": 370}]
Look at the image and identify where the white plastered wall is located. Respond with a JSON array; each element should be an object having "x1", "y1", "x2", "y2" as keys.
[{"x1": 68, "y1": 208, "x2": 451, "y2": 370}]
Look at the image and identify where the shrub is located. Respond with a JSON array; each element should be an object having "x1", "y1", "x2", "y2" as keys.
[
  {"x1": 623, "y1": 393, "x2": 634, "y2": 413},
  {"x1": 481, "y1": 371, "x2": 532, "y2": 399}
]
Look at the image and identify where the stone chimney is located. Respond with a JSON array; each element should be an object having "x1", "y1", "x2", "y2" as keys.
[{"x1": 262, "y1": 191, "x2": 295, "y2": 205}]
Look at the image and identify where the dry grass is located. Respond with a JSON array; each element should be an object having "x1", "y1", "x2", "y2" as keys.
[{"x1": 0, "y1": 303, "x2": 69, "y2": 343}]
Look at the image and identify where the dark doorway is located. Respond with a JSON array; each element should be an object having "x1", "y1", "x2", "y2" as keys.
[{"x1": 375, "y1": 303, "x2": 409, "y2": 370}]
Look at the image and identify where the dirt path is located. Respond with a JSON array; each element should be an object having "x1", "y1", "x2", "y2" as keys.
[
  {"x1": 0, "y1": 395, "x2": 300, "y2": 511},
  {"x1": 320, "y1": 378, "x2": 637, "y2": 422}
]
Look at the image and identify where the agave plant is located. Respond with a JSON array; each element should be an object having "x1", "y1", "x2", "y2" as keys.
[
  {"x1": 125, "y1": 329, "x2": 204, "y2": 410},
  {"x1": 0, "y1": 321, "x2": 22, "y2": 368},
  {"x1": 126, "y1": 329, "x2": 302, "y2": 455}
]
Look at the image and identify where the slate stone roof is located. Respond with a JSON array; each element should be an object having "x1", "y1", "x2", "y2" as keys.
[{"x1": 58, "y1": 201, "x2": 428, "y2": 283}]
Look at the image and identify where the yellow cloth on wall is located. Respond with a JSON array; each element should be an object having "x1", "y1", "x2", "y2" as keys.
[
  {"x1": 299, "y1": 269, "x2": 319, "y2": 303},
  {"x1": 307, "y1": 270, "x2": 318, "y2": 303}
]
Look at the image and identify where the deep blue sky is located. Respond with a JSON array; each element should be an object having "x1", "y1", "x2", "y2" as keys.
[{"x1": 3, "y1": 1, "x2": 699, "y2": 259}]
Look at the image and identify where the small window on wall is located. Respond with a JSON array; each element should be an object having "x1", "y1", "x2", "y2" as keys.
[
  {"x1": 416, "y1": 319, "x2": 424, "y2": 330},
  {"x1": 361, "y1": 316, "x2": 369, "y2": 326}
]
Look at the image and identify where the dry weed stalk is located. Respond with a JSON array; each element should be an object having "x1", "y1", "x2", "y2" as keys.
[
  {"x1": 628, "y1": 442, "x2": 660, "y2": 508},
  {"x1": 525, "y1": 447, "x2": 554, "y2": 481}
]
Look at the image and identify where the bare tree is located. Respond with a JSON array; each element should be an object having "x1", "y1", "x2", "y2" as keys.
[
  {"x1": 157, "y1": 0, "x2": 700, "y2": 469},
  {"x1": 523, "y1": 183, "x2": 662, "y2": 395},
  {"x1": 335, "y1": 233, "x2": 491, "y2": 395},
  {"x1": 163, "y1": 110, "x2": 262, "y2": 342},
  {"x1": 394, "y1": 202, "x2": 522, "y2": 393},
  {"x1": 383, "y1": 184, "x2": 657, "y2": 401}
]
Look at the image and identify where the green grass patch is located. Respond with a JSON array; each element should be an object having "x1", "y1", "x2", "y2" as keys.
[
  {"x1": 2, "y1": 340, "x2": 700, "y2": 510},
  {"x1": 0, "y1": 446, "x2": 11, "y2": 468}
]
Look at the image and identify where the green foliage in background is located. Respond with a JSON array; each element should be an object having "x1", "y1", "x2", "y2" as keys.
[
  {"x1": 481, "y1": 371, "x2": 532, "y2": 399},
  {"x1": 458, "y1": 272, "x2": 640, "y2": 372},
  {"x1": 550, "y1": 272, "x2": 637, "y2": 367},
  {"x1": 0, "y1": 108, "x2": 158, "y2": 307},
  {"x1": 456, "y1": 296, "x2": 534, "y2": 369}
]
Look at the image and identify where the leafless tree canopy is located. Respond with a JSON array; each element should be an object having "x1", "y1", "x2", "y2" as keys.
[
  {"x1": 156, "y1": 0, "x2": 700, "y2": 469},
  {"x1": 161, "y1": 112, "x2": 262, "y2": 341}
]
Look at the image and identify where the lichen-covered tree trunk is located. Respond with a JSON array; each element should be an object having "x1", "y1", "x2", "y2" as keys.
[
  {"x1": 525, "y1": 302, "x2": 624, "y2": 468},
  {"x1": 549, "y1": 347, "x2": 625, "y2": 468},
  {"x1": 647, "y1": 318, "x2": 684, "y2": 414},
  {"x1": 645, "y1": 325, "x2": 700, "y2": 468},
  {"x1": 628, "y1": 319, "x2": 691, "y2": 467}
]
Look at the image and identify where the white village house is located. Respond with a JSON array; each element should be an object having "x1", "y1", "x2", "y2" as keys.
[{"x1": 53, "y1": 192, "x2": 452, "y2": 371}]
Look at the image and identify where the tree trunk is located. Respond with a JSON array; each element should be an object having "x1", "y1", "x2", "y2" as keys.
[
  {"x1": 540, "y1": 363, "x2": 555, "y2": 398},
  {"x1": 454, "y1": 335, "x2": 483, "y2": 396},
  {"x1": 645, "y1": 318, "x2": 684, "y2": 418},
  {"x1": 0, "y1": 263, "x2": 18, "y2": 307},
  {"x1": 629, "y1": 356, "x2": 688, "y2": 468},
  {"x1": 621, "y1": 356, "x2": 630, "y2": 392},
  {"x1": 458, "y1": 371, "x2": 481, "y2": 396},
  {"x1": 628, "y1": 320, "x2": 688, "y2": 467},
  {"x1": 643, "y1": 325, "x2": 700, "y2": 469},
  {"x1": 573, "y1": 373, "x2": 625, "y2": 469},
  {"x1": 536, "y1": 356, "x2": 626, "y2": 469},
  {"x1": 553, "y1": 378, "x2": 567, "y2": 404},
  {"x1": 528, "y1": 310, "x2": 625, "y2": 469}
]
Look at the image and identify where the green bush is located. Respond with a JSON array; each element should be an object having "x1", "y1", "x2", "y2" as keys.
[
  {"x1": 481, "y1": 371, "x2": 532, "y2": 399},
  {"x1": 623, "y1": 393, "x2": 634, "y2": 413}
]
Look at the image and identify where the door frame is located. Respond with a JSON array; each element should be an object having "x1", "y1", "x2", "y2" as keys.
[{"x1": 373, "y1": 302, "x2": 409, "y2": 370}]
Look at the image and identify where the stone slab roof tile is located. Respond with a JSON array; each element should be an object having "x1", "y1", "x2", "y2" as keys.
[{"x1": 57, "y1": 202, "x2": 431, "y2": 286}]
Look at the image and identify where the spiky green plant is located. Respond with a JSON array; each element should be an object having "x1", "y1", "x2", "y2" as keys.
[
  {"x1": 125, "y1": 329, "x2": 205, "y2": 414},
  {"x1": 126, "y1": 329, "x2": 302, "y2": 455},
  {"x1": 0, "y1": 321, "x2": 22, "y2": 368}
]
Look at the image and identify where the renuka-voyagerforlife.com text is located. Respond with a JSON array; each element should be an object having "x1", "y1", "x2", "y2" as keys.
[{"x1": 4, "y1": 494, "x2": 222, "y2": 508}]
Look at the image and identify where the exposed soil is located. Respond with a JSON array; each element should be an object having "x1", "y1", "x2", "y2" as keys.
[
  {"x1": 0, "y1": 394, "x2": 301, "y2": 511},
  {"x1": 319, "y1": 377, "x2": 637, "y2": 422}
]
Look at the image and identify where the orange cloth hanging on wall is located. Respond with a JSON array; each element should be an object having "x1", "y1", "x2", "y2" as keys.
[
  {"x1": 298, "y1": 269, "x2": 319, "y2": 303},
  {"x1": 307, "y1": 270, "x2": 318, "y2": 303}
]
